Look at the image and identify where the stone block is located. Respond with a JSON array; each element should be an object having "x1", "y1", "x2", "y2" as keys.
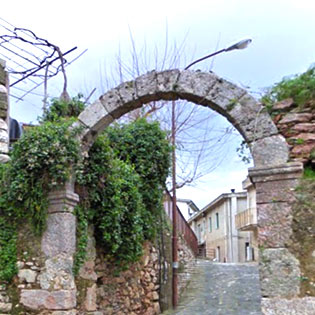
[
  {"x1": 257, "y1": 203, "x2": 293, "y2": 247},
  {"x1": 20, "y1": 289, "x2": 76, "y2": 310},
  {"x1": 0, "y1": 129, "x2": 8, "y2": 143},
  {"x1": 84, "y1": 284, "x2": 97, "y2": 311},
  {"x1": 0, "y1": 118, "x2": 7, "y2": 131},
  {"x1": 156, "y1": 69, "x2": 180, "y2": 95},
  {"x1": 116, "y1": 80, "x2": 138, "y2": 104},
  {"x1": 39, "y1": 254, "x2": 75, "y2": 290},
  {"x1": 0, "y1": 142, "x2": 8, "y2": 154},
  {"x1": 225, "y1": 98, "x2": 277, "y2": 143},
  {"x1": 0, "y1": 154, "x2": 9, "y2": 163},
  {"x1": 134, "y1": 70, "x2": 158, "y2": 104},
  {"x1": 18, "y1": 269, "x2": 37, "y2": 283},
  {"x1": 99, "y1": 88, "x2": 123, "y2": 116},
  {"x1": 249, "y1": 162, "x2": 303, "y2": 183},
  {"x1": 279, "y1": 113, "x2": 313, "y2": 124},
  {"x1": 272, "y1": 98, "x2": 294, "y2": 111},
  {"x1": 290, "y1": 133, "x2": 315, "y2": 142},
  {"x1": 0, "y1": 65, "x2": 6, "y2": 85},
  {"x1": 291, "y1": 143, "x2": 315, "y2": 156},
  {"x1": 47, "y1": 189, "x2": 79, "y2": 213},
  {"x1": 0, "y1": 93, "x2": 8, "y2": 110},
  {"x1": 0, "y1": 109, "x2": 7, "y2": 119},
  {"x1": 42, "y1": 213, "x2": 76, "y2": 258},
  {"x1": 250, "y1": 135, "x2": 289, "y2": 167},
  {"x1": 0, "y1": 302, "x2": 12, "y2": 312},
  {"x1": 176, "y1": 70, "x2": 217, "y2": 99},
  {"x1": 292, "y1": 123, "x2": 315, "y2": 133},
  {"x1": 206, "y1": 76, "x2": 247, "y2": 110},
  {"x1": 255, "y1": 179, "x2": 298, "y2": 204},
  {"x1": 259, "y1": 248, "x2": 300, "y2": 298},
  {"x1": 78, "y1": 100, "x2": 114, "y2": 132},
  {"x1": 261, "y1": 297, "x2": 315, "y2": 315}
]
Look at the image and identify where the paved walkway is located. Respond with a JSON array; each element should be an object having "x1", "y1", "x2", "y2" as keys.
[{"x1": 164, "y1": 259, "x2": 262, "y2": 315}]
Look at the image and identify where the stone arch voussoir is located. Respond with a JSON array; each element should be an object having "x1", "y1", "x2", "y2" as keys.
[{"x1": 77, "y1": 69, "x2": 289, "y2": 167}]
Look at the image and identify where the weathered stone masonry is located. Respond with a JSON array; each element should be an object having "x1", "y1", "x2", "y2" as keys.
[{"x1": 0, "y1": 68, "x2": 314, "y2": 313}]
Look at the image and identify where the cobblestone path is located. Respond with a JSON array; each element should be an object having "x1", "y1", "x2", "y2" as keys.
[{"x1": 164, "y1": 259, "x2": 262, "y2": 315}]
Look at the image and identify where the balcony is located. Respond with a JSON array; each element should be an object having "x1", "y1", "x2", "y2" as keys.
[{"x1": 235, "y1": 207, "x2": 257, "y2": 231}]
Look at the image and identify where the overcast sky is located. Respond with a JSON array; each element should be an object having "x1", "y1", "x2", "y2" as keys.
[{"x1": 2, "y1": 0, "x2": 315, "y2": 207}]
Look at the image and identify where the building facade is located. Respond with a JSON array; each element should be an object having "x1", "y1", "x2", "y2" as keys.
[{"x1": 188, "y1": 190, "x2": 257, "y2": 263}]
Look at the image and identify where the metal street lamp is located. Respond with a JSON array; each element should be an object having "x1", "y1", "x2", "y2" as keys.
[
  {"x1": 184, "y1": 38, "x2": 252, "y2": 70},
  {"x1": 171, "y1": 38, "x2": 252, "y2": 309}
]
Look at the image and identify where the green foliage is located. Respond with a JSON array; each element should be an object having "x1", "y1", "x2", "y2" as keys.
[
  {"x1": 0, "y1": 120, "x2": 82, "y2": 234},
  {"x1": 236, "y1": 140, "x2": 252, "y2": 164},
  {"x1": 41, "y1": 94, "x2": 85, "y2": 122},
  {"x1": 0, "y1": 99, "x2": 170, "y2": 275},
  {"x1": 303, "y1": 167, "x2": 315, "y2": 180},
  {"x1": 106, "y1": 118, "x2": 171, "y2": 239},
  {"x1": 0, "y1": 98, "x2": 83, "y2": 281},
  {"x1": 73, "y1": 205, "x2": 89, "y2": 276},
  {"x1": 0, "y1": 217, "x2": 17, "y2": 282},
  {"x1": 77, "y1": 135, "x2": 145, "y2": 267},
  {"x1": 76, "y1": 119, "x2": 171, "y2": 269},
  {"x1": 262, "y1": 65, "x2": 315, "y2": 108}
]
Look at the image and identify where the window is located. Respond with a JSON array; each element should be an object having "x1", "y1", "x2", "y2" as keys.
[
  {"x1": 209, "y1": 217, "x2": 212, "y2": 232},
  {"x1": 215, "y1": 212, "x2": 219, "y2": 229}
]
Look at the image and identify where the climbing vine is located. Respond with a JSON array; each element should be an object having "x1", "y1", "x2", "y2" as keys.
[
  {"x1": 0, "y1": 97, "x2": 83, "y2": 281},
  {"x1": 76, "y1": 119, "x2": 171, "y2": 270},
  {"x1": 0, "y1": 95, "x2": 171, "y2": 279}
]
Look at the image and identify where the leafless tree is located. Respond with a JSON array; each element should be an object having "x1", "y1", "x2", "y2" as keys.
[{"x1": 97, "y1": 30, "x2": 243, "y2": 191}]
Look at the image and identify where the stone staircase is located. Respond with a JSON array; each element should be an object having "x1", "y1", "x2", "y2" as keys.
[{"x1": 164, "y1": 259, "x2": 262, "y2": 315}]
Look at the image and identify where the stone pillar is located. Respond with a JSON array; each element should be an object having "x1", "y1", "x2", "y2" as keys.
[
  {"x1": 249, "y1": 162, "x2": 303, "y2": 298},
  {"x1": 20, "y1": 182, "x2": 79, "y2": 311},
  {"x1": 0, "y1": 59, "x2": 10, "y2": 163}
]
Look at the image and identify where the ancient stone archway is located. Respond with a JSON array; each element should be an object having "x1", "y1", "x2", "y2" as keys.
[
  {"x1": 27, "y1": 70, "x2": 308, "y2": 312},
  {"x1": 77, "y1": 69, "x2": 289, "y2": 167}
]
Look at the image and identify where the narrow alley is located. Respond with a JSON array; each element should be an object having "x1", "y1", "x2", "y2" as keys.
[{"x1": 164, "y1": 260, "x2": 262, "y2": 315}]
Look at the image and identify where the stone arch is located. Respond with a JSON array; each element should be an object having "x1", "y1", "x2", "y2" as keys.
[
  {"x1": 32, "y1": 70, "x2": 307, "y2": 312},
  {"x1": 77, "y1": 69, "x2": 289, "y2": 167}
]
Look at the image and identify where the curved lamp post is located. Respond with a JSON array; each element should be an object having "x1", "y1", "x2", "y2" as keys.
[{"x1": 185, "y1": 38, "x2": 252, "y2": 70}]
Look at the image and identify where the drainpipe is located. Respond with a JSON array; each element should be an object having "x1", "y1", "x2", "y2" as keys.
[{"x1": 171, "y1": 100, "x2": 178, "y2": 308}]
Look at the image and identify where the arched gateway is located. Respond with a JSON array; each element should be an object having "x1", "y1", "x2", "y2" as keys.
[{"x1": 23, "y1": 70, "x2": 308, "y2": 312}]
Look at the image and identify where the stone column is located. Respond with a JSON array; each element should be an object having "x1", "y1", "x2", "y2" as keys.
[
  {"x1": 20, "y1": 182, "x2": 79, "y2": 311},
  {"x1": 0, "y1": 59, "x2": 10, "y2": 163},
  {"x1": 249, "y1": 162, "x2": 303, "y2": 298}
]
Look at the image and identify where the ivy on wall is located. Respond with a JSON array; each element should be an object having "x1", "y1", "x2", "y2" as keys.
[
  {"x1": 0, "y1": 96, "x2": 171, "y2": 280},
  {"x1": 76, "y1": 119, "x2": 171, "y2": 270}
]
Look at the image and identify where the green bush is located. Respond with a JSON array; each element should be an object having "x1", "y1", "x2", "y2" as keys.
[
  {"x1": 0, "y1": 120, "x2": 82, "y2": 234},
  {"x1": 0, "y1": 98, "x2": 171, "y2": 276},
  {"x1": 106, "y1": 118, "x2": 171, "y2": 239},
  {"x1": 0, "y1": 217, "x2": 17, "y2": 281},
  {"x1": 262, "y1": 65, "x2": 315, "y2": 108},
  {"x1": 41, "y1": 94, "x2": 85, "y2": 122},
  {"x1": 76, "y1": 119, "x2": 171, "y2": 269}
]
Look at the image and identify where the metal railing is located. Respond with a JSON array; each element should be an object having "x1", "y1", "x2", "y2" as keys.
[{"x1": 163, "y1": 195, "x2": 198, "y2": 256}]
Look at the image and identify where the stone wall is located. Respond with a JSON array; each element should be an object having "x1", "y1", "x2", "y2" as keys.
[
  {"x1": 272, "y1": 98, "x2": 315, "y2": 165},
  {"x1": 0, "y1": 220, "x2": 198, "y2": 314},
  {"x1": 177, "y1": 235, "x2": 196, "y2": 296},
  {"x1": 76, "y1": 229, "x2": 161, "y2": 315},
  {"x1": 0, "y1": 60, "x2": 9, "y2": 163}
]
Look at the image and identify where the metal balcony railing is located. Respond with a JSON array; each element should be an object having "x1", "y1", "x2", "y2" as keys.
[{"x1": 235, "y1": 207, "x2": 257, "y2": 231}]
